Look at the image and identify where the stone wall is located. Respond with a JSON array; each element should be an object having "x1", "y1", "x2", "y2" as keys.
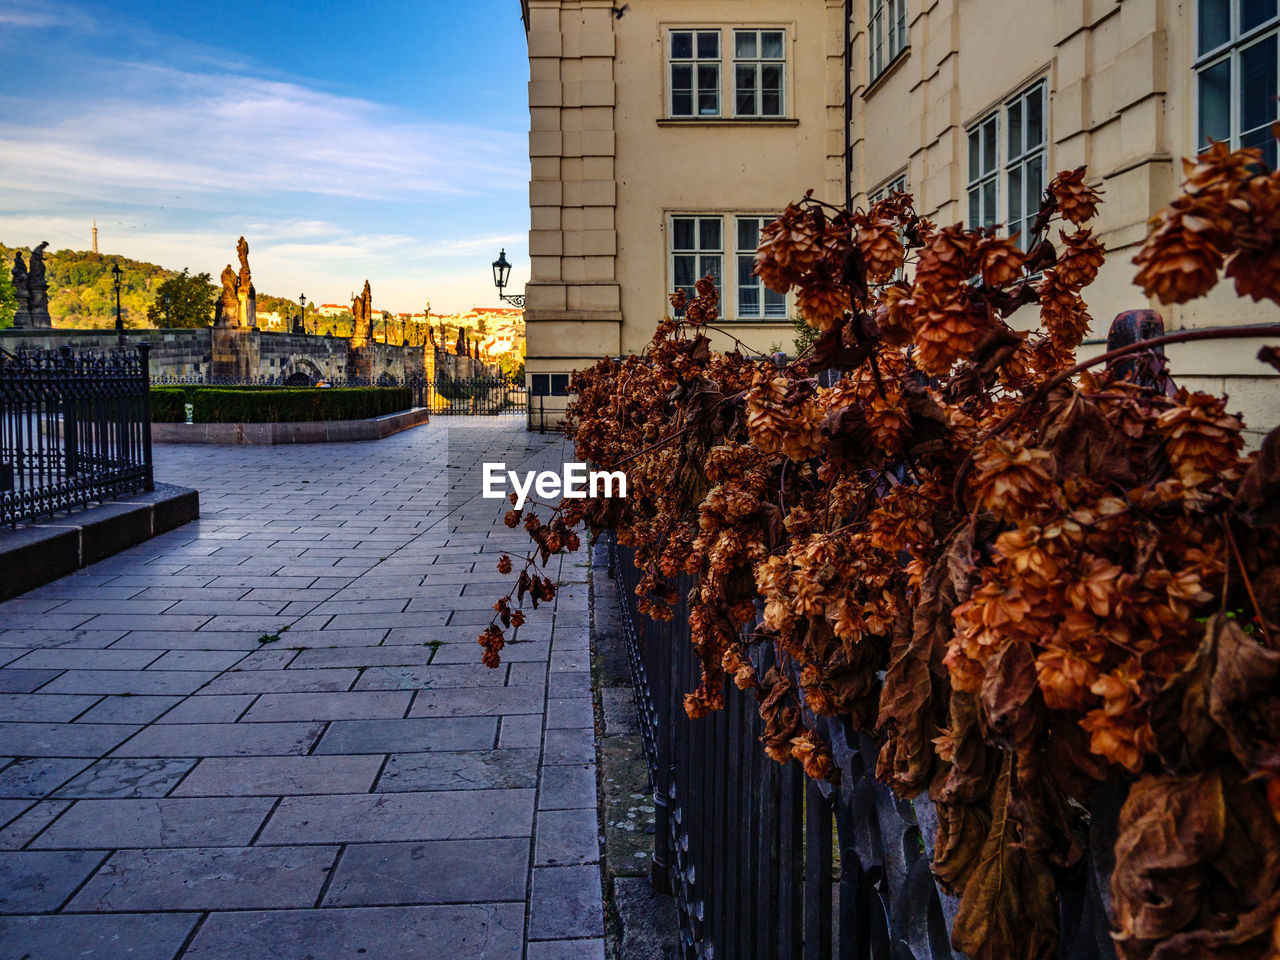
[{"x1": 0, "y1": 327, "x2": 434, "y2": 384}]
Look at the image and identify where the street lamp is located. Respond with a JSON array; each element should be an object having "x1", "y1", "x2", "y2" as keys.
[
  {"x1": 491, "y1": 249, "x2": 525, "y2": 308},
  {"x1": 299, "y1": 292, "x2": 307, "y2": 335},
  {"x1": 111, "y1": 262, "x2": 124, "y2": 345}
]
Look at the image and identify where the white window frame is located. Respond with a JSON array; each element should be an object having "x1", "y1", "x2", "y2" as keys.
[
  {"x1": 1194, "y1": 0, "x2": 1280, "y2": 167},
  {"x1": 668, "y1": 30, "x2": 722, "y2": 118},
  {"x1": 732, "y1": 29, "x2": 787, "y2": 117},
  {"x1": 966, "y1": 112, "x2": 1000, "y2": 231},
  {"x1": 966, "y1": 78, "x2": 1048, "y2": 248},
  {"x1": 670, "y1": 215, "x2": 725, "y2": 313},
  {"x1": 735, "y1": 216, "x2": 789, "y2": 320},
  {"x1": 1004, "y1": 81, "x2": 1048, "y2": 250},
  {"x1": 869, "y1": 171, "x2": 908, "y2": 205},
  {"x1": 869, "y1": 0, "x2": 908, "y2": 81}
]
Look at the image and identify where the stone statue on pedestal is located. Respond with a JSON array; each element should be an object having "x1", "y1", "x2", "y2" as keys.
[
  {"x1": 215, "y1": 264, "x2": 239, "y2": 327},
  {"x1": 9, "y1": 243, "x2": 51, "y2": 329},
  {"x1": 235, "y1": 236, "x2": 256, "y2": 329},
  {"x1": 10, "y1": 253, "x2": 30, "y2": 328},
  {"x1": 352, "y1": 281, "x2": 373, "y2": 341}
]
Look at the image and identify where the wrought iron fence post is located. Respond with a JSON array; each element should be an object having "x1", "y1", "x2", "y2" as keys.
[{"x1": 138, "y1": 342, "x2": 154, "y2": 491}]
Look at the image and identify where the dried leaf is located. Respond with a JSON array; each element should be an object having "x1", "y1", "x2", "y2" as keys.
[{"x1": 952, "y1": 758, "x2": 1059, "y2": 960}]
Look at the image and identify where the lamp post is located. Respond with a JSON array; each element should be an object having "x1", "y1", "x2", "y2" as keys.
[
  {"x1": 111, "y1": 262, "x2": 124, "y2": 346},
  {"x1": 491, "y1": 249, "x2": 525, "y2": 308},
  {"x1": 299, "y1": 292, "x2": 307, "y2": 335}
]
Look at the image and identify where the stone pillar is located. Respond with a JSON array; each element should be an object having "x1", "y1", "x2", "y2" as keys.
[{"x1": 210, "y1": 327, "x2": 260, "y2": 380}]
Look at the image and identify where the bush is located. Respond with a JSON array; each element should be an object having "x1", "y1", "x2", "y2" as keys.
[
  {"x1": 149, "y1": 387, "x2": 188, "y2": 422},
  {"x1": 150, "y1": 387, "x2": 412, "y2": 423}
]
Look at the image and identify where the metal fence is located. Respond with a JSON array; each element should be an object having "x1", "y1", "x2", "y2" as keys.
[
  {"x1": 150, "y1": 374, "x2": 528, "y2": 418},
  {"x1": 611, "y1": 536, "x2": 1119, "y2": 960},
  {"x1": 1, "y1": 345, "x2": 154, "y2": 527}
]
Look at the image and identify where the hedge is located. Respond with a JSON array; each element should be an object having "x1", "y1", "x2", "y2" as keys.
[{"x1": 150, "y1": 387, "x2": 412, "y2": 423}]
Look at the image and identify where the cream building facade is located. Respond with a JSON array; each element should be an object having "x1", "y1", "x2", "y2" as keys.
[{"x1": 521, "y1": 0, "x2": 1278, "y2": 434}]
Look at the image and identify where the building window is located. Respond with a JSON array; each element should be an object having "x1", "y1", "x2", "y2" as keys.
[
  {"x1": 530, "y1": 374, "x2": 572, "y2": 397},
  {"x1": 669, "y1": 30, "x2": 721, "y2": 117},
  {"x1": 869, "y1": 171, "x2": 908, "y2": 205},
  {"x1": 671, "y1": 216, "x2": 724, "y2": 310},
  {"x1": 1005, "y1": 81, "x2": 1047, "y2": 249},
  {"x1": 869, "y1": 0, "x2": 908, "y2": 81},
  {"x1": 967, "y1": 80, "x2": 1047, "y2": 248},
  {"x1": 733, "y1": 30, "x2": 786, "y2": 117},
  {"x1": 1196, "y1": 0, "x2": 1279, "y2": 167},
  {"x1": 967, "y1": 113, "x2": 999, "y2": 230},
  {"x1": 736, "y1": 217, "x2": 788, "y2": 319}
]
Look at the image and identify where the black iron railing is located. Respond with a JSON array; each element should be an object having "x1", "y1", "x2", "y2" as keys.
[
  {"x1": 611, "y1": 537, "x2": 1119, "y2": 960},
  {"x1": 1, "y1": 344, "x2": 154, "y2": 527},
  {"x1": 150, "y1": 374, "x2": 528, "y2": 418}
]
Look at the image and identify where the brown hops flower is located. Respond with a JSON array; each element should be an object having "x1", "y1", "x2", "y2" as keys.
[
  {"x1": 976, "y1": 234, "x2": 1027, "y2": 287},
  {"x1": 796, "y1": 276, "x2": 851, "y2": 332},
  {"x1": 1157, "y1": 389, "x2": 1245, "y2": 484},
  {"x1": 913, "y1": 291, "x2": 990, "y2": 375},
  {"x1": 1133, "y1": 211, "x2": 1225, "y2": 304},
  {"x1": 914, "y1": 224, "x2": 977, "y2": 291},
  {"x1": 857, "y1": 218, "x2": 905, "y2": 283},
  {"x1": 1054, "y1": 228, "x2": 1106, "y2": 287},
  {"x1": 969, "y1": 439, "x2": 1057, "y2": 519},
  {"x1": 497, "y1": 554, "x2": 513, "y2": 575},
  {"x1": 1050, "y1": 167, "x2": 1102, "y2": 224},
  {"x1": 876, "y1": 283, "x2": 916, "y2": 346},
  {"x1": 790, "y1": 730, "x2": 834, "y2": 781},
  {"x1": 755, "y1": 203, "x2": 823, "y2": 293}
]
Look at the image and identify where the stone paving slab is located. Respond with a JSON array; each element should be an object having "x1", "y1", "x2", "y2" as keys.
[
  {"x1": 0, "y1": 420, "x2": 601, "y2": 957},
  {"x1": 0, "y1": 912, "x2": 200, "y2": 959},
  {"x1": 183, "y1": 903, "x2": 524, "y2": 959}
]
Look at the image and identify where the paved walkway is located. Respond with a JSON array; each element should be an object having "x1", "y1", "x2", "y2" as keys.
[{"x1": 0, "y1": 419, "x2": 604, "y2": 960}]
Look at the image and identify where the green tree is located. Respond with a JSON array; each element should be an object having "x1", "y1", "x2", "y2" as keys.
[
  {"x1": 146, "y1": 269, "x2": 217, "y2": 328},
  {"x1": 0, "y1": 262, "x2": 14, "y2": 329}
]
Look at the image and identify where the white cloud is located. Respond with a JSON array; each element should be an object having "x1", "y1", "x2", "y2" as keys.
[
  {"x1": 0, "y1": 0, "x2": 95, "y2": 30},
  {"x1": 0, "y1": 63, "x2": 526, "y2": 204}
]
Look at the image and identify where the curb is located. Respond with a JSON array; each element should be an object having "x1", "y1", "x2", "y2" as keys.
[
  {"x1": 0, "y1": 483, "x2": 200, "y2": 600},
  {"x1": 151, "y1": 408, "x2": 430, "y2": 445}
]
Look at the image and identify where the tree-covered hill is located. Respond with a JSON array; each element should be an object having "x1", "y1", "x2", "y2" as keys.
[{"x1": 0, "y1": 244, "x2": 303, "y2": 331}]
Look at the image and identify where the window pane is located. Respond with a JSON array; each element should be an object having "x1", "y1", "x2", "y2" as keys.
[
  {"x1": 1007, "y1": 100, "x2": 1023, "y2": 157},
  {"x1": 968, "y1": 189, "x2": 980, "y2": 226},
  {"x1": 736, "y1": 32, "x2": 757, "y2": 58},
  {"x1": 983, "y1": 118, "x2": 998, "y2": 174},
  {"x1": 672, "y1": 91, "x2": 693, "y2": 115},
  {"x1": 738, "y1": 218, "x2": 760, "y2": 250},
  {"x1": 968, "y1": 128, "x2": 980, "y2": 181},
  {"x1": 762, "y1": 31, "x2": 785, "y2": 58},
  {"x1": 698, "y1": 65, "x2": 719, "y2": 114},
  {"x1": 1008, "y1": 166, "x2": 1023, "y2": 234},
  {"x1": 1198, "y1": 0, "x2": 1230, "y2": 54},
  {"x1": 551, "y1": 374, "x2": 570, "y2": 396},
  {"x1": 673, "y1": 219, "x2": 695, "y2": 250},
  {"x1": 765, "y1": 288, "x2": 788, "y2": 317},
  {"x1": 1240, "y1": 35, "x2": 1278, "y2": 131},
  {"x1": 671, "y1": 32, "x2": 693, "y2": 59},
  {"x1": 739, "y1": 275, "x2": 760, "y2": 316},
  {"x1": 700, "y1": 255, "x2": 723, "y2": 284},
  {"x1": 697, "y1": 32, "x2": 719, "y2": 59},
  {"x1": 674, "y1": 255, "x2": 696, "y2": 287},
  {"x1": 1198, "y1": 58, "x2": 1232, "y2": 145},
  {"x1": 1028, "y1": 88, "x2": 1044, "y2": 147},
  {"x1": 1241, "y1": 0, "x2": 1278, "y2": 34},
  {"x1": 1026, "y1": 158, "x2": 1043, "y2": 231},
  {"x1": 736, "y1": 65, "x2": 757, "y2": 114},
  {"x1": 700, "y1": 218, "x2": 722, "y2": 250},
  {"x1": 982, "y1": 180, "x2": 997, "y2": 228},
  {"x1": 761, "y1": 65, "x2": 783, "y2": 114}
]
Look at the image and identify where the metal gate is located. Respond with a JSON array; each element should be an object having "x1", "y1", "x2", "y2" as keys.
[{"x1": 423, "y1": 376, "x2": 527, "y2": 416}]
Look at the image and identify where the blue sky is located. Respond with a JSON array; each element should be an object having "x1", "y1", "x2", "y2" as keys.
[{"x1": 0, "y1": 0, "x2": 531, "y2": 313}]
